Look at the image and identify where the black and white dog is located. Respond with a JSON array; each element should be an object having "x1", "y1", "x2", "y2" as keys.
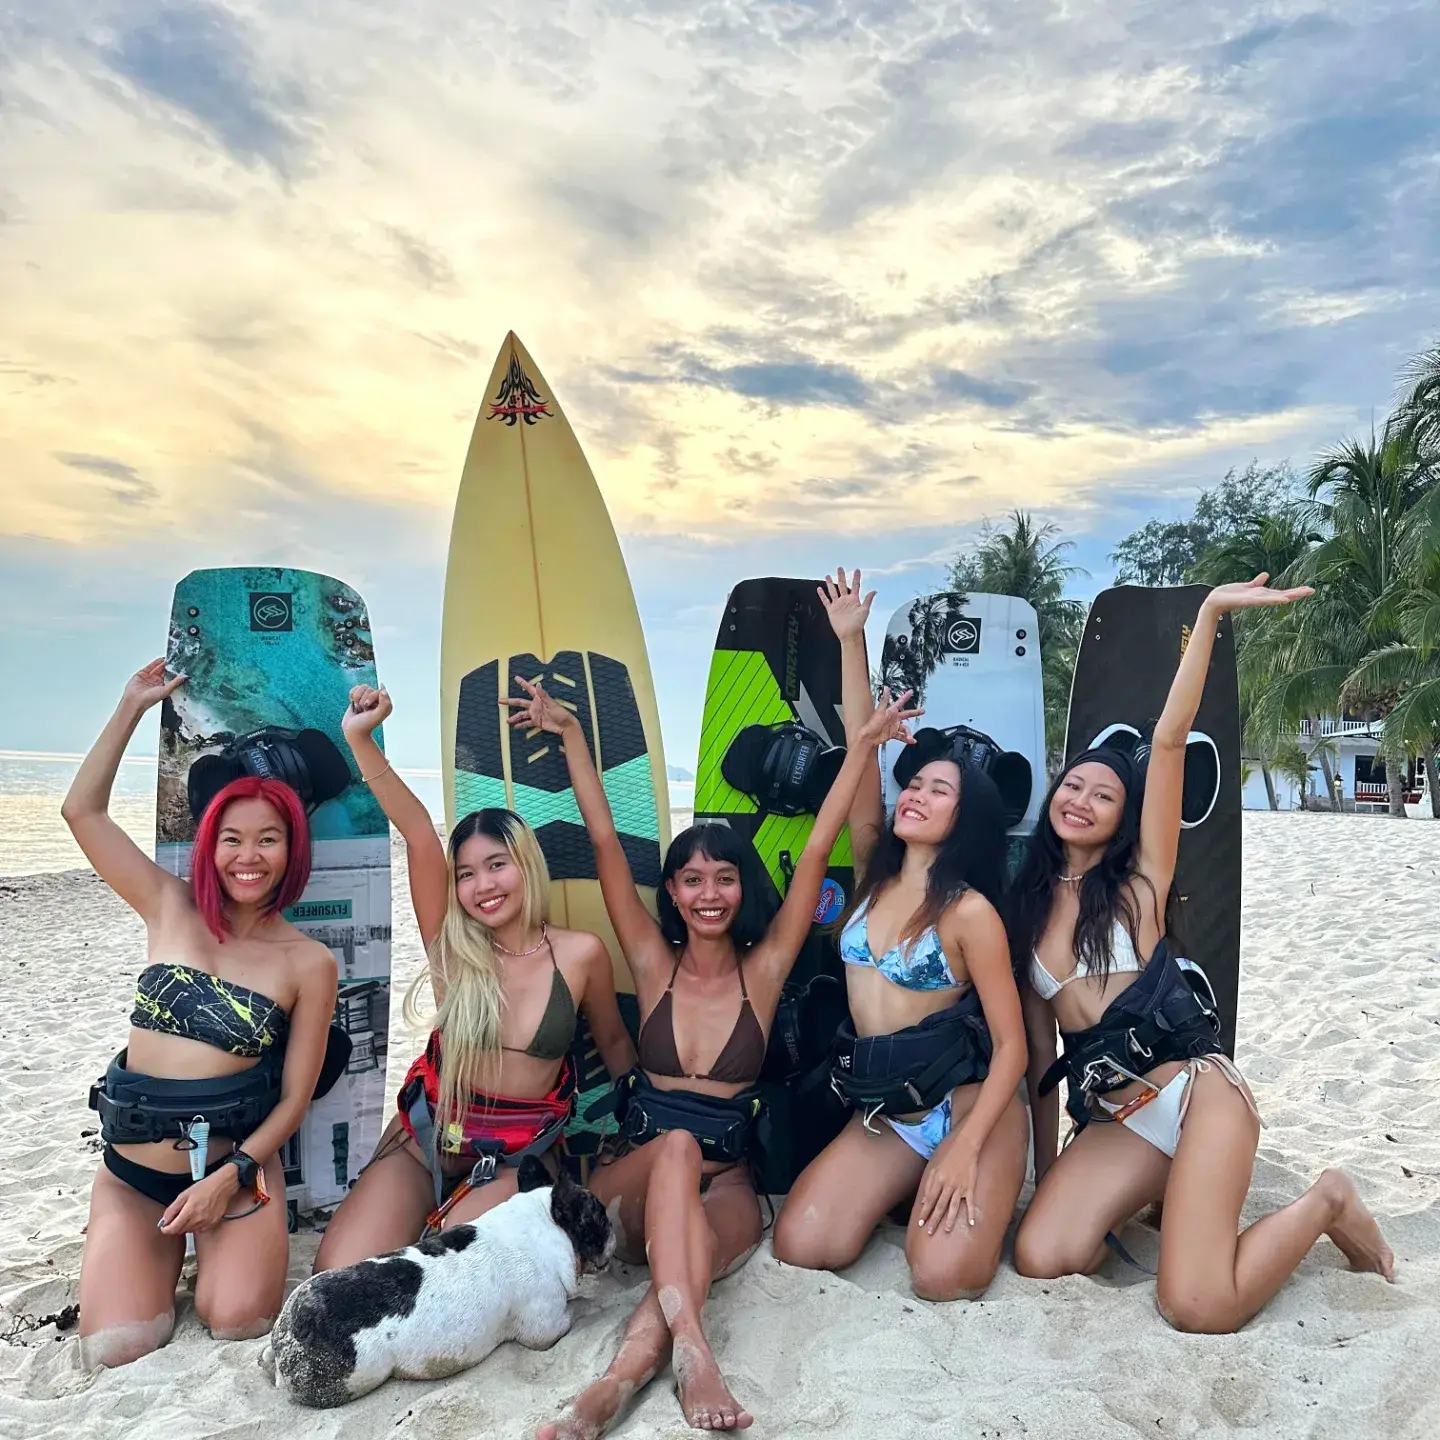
[{"x1": 262, "y1": 1156, "x2": 614, "y2": 1407}]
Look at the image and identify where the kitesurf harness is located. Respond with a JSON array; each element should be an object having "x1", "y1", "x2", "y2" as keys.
[
  {"x1": 1037, "y1": 940, "x2": 1223, "y2": 1132},
  {"x1": 186, "y1": 724, "x2": 353, "y2": 821},
  {"x1": 829, "y1": 988, "x2": 993, "y2": 1123},
  {"x1": 584, "y1": 1067, "x2": 768, "y2": 1169},
  {"x1": 721, "y1": 721, "x2": 846, "y2": 818},
  {"x1": 89, "y1": 1023, "x2": 350, "y2": 1146},
  {"x1": 396, "y1": 1031, "x2": 576, "y2": 1231}
]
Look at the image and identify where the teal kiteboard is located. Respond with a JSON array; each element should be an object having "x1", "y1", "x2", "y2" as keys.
[{"x1": 155, "y1": 567, "x2": 392, "y2": 1213}]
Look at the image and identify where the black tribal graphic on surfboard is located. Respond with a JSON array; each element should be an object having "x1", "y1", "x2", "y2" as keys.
[
  {"x1": 1065, "y1": 584, "x2": 1242, "y2": 1056},
  {"x1": 487, "y1": 355, "x2": 553, "y2": 426},
  {"x1": 454, "y1": 652, "x2": 663, "y2": 890}
]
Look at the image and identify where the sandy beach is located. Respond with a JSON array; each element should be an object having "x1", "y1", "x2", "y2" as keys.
[{"x1": 2, "y1": 810, "x2": 1437, "y2": 1439}]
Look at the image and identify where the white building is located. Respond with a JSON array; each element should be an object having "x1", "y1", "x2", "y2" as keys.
[{"x1": 1242, "y1": 715, "x2": 1427, "y2": 812}]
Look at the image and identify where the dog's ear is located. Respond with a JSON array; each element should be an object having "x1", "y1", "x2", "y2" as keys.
[
  {"x1": 550, "y1": 1178, "x2": 614, "y2": 1270},
  {"x1": 517, "y1": 1155, "x2": 552, "y2": 1193}
]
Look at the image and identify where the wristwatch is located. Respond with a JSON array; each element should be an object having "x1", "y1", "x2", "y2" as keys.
[{"x1": 222, "y1": 1149, "x2": 262, "y2": 1192}]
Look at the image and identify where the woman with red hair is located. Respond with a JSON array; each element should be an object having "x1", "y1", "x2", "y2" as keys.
[{"x1": 63, "y1": 659, "x2": 339, "y2": 1369}]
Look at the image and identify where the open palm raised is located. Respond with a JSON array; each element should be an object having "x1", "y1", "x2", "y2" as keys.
[{"x1": 1206, "y1": 573, "x2": 1315, "y2": 614}]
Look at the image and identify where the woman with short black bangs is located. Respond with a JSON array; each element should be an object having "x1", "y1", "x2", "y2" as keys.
[
  {"x1": 507, "y1": 673, "x2": 918, "y2": 1439},
  {"x1": 772, "y1": 569, "x2": 1030, "y2": 1304},
  {"x1": 64, "y1": 660, "x2": 338, "y2": 1369},
  {"x1": 1011, "y1": 576, "x2": 1395, "y2": 1332}
]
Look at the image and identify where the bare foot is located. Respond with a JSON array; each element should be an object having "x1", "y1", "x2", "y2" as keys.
[
  {"x1": 1318, "y1": 1169, "x2": 1396, "y2": 1281},
  {"x1": 536, "y1": 1375, "x2": 647, "y2": 1440},
  {"x1": 673, "y1": 1335, "x2": 753, "y2": 1431}
]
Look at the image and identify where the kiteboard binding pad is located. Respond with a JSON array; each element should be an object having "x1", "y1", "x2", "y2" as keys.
[
  {"x1": 878, "y1": 592, "x2": 1046, "y2": 869},
  {"x1": 1064, "y1": 584, "x2": 1240, "y2": 1055},
  {"x1": 694, "y1": 577, "x2": 858, "y2": 1189},
  {"x1": 156, "y1": 567, "x2": 392, "y2": 1215},
  {"x1": 441, "y1": 333, "x2": 670, "y2": 1180}
]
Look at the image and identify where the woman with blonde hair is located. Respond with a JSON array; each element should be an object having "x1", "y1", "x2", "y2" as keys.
[{"x1": 314, "y1": 685, "x2": 635, "y2": 1269}]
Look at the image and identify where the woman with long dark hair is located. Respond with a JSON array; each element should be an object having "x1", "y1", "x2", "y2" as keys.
[
  {"x1": 772, "y1": 569, "x2": 1030, "y2": 1301},
  {"x1": 1011, "y1": 577, "x2": 1395, "y2": 1330},
  {"x1": 313, "y1": 684, "x2": 636, "y2": 1269},
  {"x1": 64, "y1": 660, "x2": 338, "y2": 1368},
  {"x1": 508, "y1": 674, "x2": 918, "y2": 1438}
]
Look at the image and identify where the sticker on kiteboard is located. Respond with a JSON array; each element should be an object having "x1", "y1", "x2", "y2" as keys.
[
  {"x1": 156, "y1": 567, "x2": 392, "y2": 1213},
  {"x1": 877, "y1": 591, "x2": 1046, "y2": 835},
  {"x1": 1065, "y1": 585, "x2": 1241, "y2": 1055}
]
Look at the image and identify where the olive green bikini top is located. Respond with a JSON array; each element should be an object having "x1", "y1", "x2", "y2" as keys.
[{"x1": 500, "y1": 935, "x2": 577, "y2": 1062}]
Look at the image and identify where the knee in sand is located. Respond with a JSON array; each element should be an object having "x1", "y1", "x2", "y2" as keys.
[{"x1": 79, "y1": 1310, "x2": 174, "y2": 1370}]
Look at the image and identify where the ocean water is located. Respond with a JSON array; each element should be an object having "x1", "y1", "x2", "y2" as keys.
[{"x1": 0, "y1": 753, "x2": 695, "y2": 877}]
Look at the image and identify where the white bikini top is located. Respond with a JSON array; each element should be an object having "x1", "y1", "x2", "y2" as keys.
[{"x1": 1030, "y1": 920, "x2": 1144, "y2": 1001}]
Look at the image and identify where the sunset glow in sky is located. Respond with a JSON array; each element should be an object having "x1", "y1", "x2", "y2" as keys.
[{"x1": 4, "y1": 1, "x2": 1437, "y2": 766}]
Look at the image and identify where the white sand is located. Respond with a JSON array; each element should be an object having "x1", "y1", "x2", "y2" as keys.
[{"x1": 2, "y1": 812, "x2": 1437, "y2": 1438}]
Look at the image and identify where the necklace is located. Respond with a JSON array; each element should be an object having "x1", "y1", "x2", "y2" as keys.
[
  {"x1": 492, "y1": 922, "x2": 548, "y2": 957},
  {"x1": 1059, "y1": 872, "x2": 1087, "y2": 883}
]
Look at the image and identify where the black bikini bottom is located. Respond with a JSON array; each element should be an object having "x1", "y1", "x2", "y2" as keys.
[{"x1": 103, "y1": 1146, "x2": 230, "y2": 1207}]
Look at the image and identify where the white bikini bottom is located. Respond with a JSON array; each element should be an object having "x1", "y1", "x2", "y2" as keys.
[{"x1": 1094, "y1": 1055, "x2": 1260, "y2": 1158}]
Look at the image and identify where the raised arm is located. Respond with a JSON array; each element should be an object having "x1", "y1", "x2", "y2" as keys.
[
  {"x1": 61, "y1": 659, "x2": 187, "y2": 920},
  {"x1": 752, "y1": 688, "x2": 921, "y2": 989},
  {"x1": 1137, "y1": 575, "x2": 1313, "y2": 898},
  {"x1": 501, "y1": 677, "x2": 668, "y2": 981},
  {"x1": 818, "y1": 568, "x2": 883, "y2": 872},
  {"x1": 341, "y1": 685, "x2": 449, "y2": 954}
]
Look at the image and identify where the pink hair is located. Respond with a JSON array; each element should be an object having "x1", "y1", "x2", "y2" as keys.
[{"x1": 191, "y1": 777, "x2": 312, "y2": 941}]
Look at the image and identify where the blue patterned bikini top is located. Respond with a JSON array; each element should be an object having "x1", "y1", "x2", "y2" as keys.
[{"x1": 839, "y1": 898, "x2": 961, "y2": 992}]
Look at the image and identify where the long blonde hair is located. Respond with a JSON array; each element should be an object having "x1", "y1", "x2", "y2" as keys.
[{"x1": 404, "y1": 808, "x2": 551, "y2": 1148}]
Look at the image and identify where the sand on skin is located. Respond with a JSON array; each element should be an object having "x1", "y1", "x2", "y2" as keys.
[{"x1": 1, "y1": 812, "x2": 1437, "y2": 1439}]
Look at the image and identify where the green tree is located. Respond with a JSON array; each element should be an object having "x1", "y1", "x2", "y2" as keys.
[
  {"x1": 1269, "y1": 738, "x2": 1312, "y2": 810},
  {"x1": 1396, "y1": 342, "x2": 1440, "y2": 463},
  {"x1": 1247, "y1": 425, "x2": 1428, "y2": 816},
  {"x1": 1111, "y1": 461, "x2": 1298, "y2": 585},
  {"x1": 947, "y1": 510, "x2": 1086, "y2": 769}
]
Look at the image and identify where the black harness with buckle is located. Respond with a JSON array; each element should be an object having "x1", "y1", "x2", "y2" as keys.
[
  {"x1": 1038, "y1": 941, "x2": 1223, "y2": 1131},
  {"x1": 829, "y1": 991, "x2": 993, "y2": 1123}
]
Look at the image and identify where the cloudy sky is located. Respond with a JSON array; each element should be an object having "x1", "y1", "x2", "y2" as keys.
[{"x1": 3, "y1": 0, "x2": 1437, "y2": 770}]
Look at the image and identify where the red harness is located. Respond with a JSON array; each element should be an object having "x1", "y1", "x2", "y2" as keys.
[{"x1": 396, "y1": 1031, "x2": 576, "y2": 1231}]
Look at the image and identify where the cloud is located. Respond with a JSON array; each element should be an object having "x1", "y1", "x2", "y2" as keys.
[
  {"x1": 2, "y1": 0, "x2": 1439, "y2": 765},
  {"x1": 386, "y1": 226, "x2": 457, "y2": 292},
  {"x1": 54, "y1": 452, "x2": 159, "y2": 506},
  {"x1": 99, "y1": 2, "x2": 310, "y2": 175}
]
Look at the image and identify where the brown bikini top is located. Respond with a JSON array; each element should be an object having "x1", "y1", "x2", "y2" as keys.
[{"x1": 636, "y1": 957, "x2": 766, "y2": 1085}]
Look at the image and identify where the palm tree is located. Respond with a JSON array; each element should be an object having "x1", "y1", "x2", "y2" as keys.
[
  {"x1": 1339, "y1": 476, "x2": 1440, "y2": 815},
  {"x1": 1396, "y1": 342, "x2": 1440, "y2": 462},
  {"x1": 1247, "y1": 423, "x2": 1428, "y2": 816},
  {"x1": 948, "y1": 511, "x2": 1087, "y2": 769}
]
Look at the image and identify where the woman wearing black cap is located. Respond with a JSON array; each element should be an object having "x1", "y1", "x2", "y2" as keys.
[
  {"x1": 1009, "y1": 576, "x2": 1395, "y2": 1330},
  {"x1": 772, "y1": 570, "x2": 1030, "y2": 1303}
]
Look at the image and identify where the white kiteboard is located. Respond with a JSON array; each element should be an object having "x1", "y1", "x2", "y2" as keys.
[{"x1": 876, "y1": 592, "x2": 1045, "y2": 835}]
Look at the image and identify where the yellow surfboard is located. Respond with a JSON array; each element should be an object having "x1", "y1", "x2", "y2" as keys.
[{"x1": 441, "y1": 333, "x2": 670, "y2": 995}]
